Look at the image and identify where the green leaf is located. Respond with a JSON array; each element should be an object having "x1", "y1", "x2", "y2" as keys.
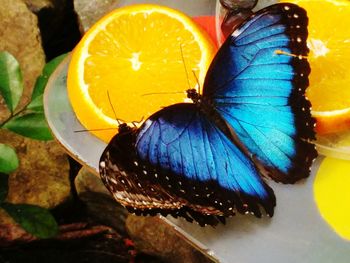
[
  {"x1": 31, "y1": 53, "x2": 68, "y2": 100},
  {"x1": 1, "y1": 202, "x2": 58, "y2": 238},
  {"x1": 0, "y1": 51, "x2": 24, "y2": 113},
  {"x1": 26, "y1": 94, "x2": 44, "y2": 112},
  {"x1": 0, "y1": 144, "x2": 19, "y2": 174},
  {"x1": 0, "y1": 173, "x2": 9, "y2": 203},
  {"x1": 3, "y1": 113, "x2": 53, "y2": 141}
]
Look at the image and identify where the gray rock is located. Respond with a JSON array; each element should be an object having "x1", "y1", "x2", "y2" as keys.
[
  {"x1": 126, "y1": 215, "x2": 214, "y2": 263},
  {"x1": 74, "y1": 0, "x2": 122, "y2": 33},
  {"x1": 75, "y1": 167, "x2": 128, "y2": 234},
  {"x1": 0, "y1": 130, "x2": 71, "y2": 208},
  {"x1": 74, "y1": 0, "x2": 217, "y2": 33},
  {"x1": 23, "y1": 0, "x2": 54, "y2": 13},
  {"x1": 75, "y1": 166, "x2": 110, "y2": 195}
]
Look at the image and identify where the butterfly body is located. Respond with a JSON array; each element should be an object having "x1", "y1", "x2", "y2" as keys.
[
  {"x1": 186, "y1": 88, "x2": 241, "y2": 147},
  {"x1": 99, "y1": 3, "x2": 317, "y2": 226}
]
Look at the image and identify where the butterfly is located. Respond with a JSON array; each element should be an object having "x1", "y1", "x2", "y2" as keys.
[{"x1": 99, "y1": 3, "x2": 318, "y2": 226}]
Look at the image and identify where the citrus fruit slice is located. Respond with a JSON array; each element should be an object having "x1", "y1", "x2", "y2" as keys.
[
  {"x1": 285, "y1": 0, "x2": 350, "y2": 134},
  {"x1": 67, "y1": 4, "x2": 216, "y2": 142},
  {"x1": 314, "y1": 157, "x2": 350, "y2": 240}
]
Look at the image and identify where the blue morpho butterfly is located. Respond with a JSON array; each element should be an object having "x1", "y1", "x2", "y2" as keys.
[{"x1": 99, "y1": 3, "x2": 318, "y2": 226}]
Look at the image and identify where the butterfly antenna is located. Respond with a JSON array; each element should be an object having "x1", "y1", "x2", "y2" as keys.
[
  {"x1": 107, "y1": 90, "x2": 126, "y2": 126},
  {"x1": 107, "y1": 90, "x2": 118, "y2": 120},
  {"x1": 141, "y1": 91, "x2": 185, "y2": 96},
  {"x1": 74, "y1": 91, "x2": 127, "y2": 133},
  {"x1": 192, "y1": 69, "x2": 201, "y2": 95},
  {"x1": 74, "y1": 127, "x2": 118, "y2": 133},
  {"x1": 131, "y1": 116, "x2": 145, "y2": 127},
  {"x1": 180, "y1": 44, "x2": 192, "y2": 90}
]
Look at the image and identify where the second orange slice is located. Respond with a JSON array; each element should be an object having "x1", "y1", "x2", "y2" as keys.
[
  {"x1": 67, "y1": 4, "x2": 216, "y2": 142},
  {"x1": 286, "y1": 0, "x2": 350, "y2": 134}
]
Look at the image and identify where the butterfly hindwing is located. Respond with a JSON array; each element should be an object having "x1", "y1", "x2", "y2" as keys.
[
  {"x1": 203, "y1": 3, "x2": 317, "y2": 183},
  {"x1": 99, "y1": 129, "x2": 217, "y2": 224},
  {"x1": 101, "y1": 126, "x2": 233, "y2": 226}
]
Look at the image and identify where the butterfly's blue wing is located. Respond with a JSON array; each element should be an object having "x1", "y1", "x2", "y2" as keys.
[
  {"x1": 100, "y1": 103, "x2": 275, "y2": 226},
  {"x1": 99, "y1": 125, "x2": 225, "y2": 226},
  {"x1": 135, "y1": 103, "x2": 275, "y2": 219},
  {"x1": 203, "y1": 3, "x2": 317, "y2": 183}
]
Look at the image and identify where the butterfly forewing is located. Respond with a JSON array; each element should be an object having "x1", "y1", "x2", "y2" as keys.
[{"x1": 203, "y1": 3, "x2": 317, "y2": 183}]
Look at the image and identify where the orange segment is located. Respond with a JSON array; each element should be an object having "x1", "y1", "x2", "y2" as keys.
[
  {"x1": 67, "y1": 4, "x2": 216, "y2": 142},
  {"x1": 286, "y1": 0, "x2": 350, "y2": 134},
  {"x1": 314, "y1": 157, "x2": 350, "y2": 240}
]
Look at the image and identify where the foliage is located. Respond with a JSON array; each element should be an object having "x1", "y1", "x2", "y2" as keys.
[
  {"x1": 0, "y1": 52, "x2": 67, "y2": 239},
  {"x1": 0, "y1": 144, "x2": 19, "y2": 174},
  {"x1": 0, "y1": 51, "x2": 23, "y2": 113},
  {"x1": 0, "y1": 52, "x2": 67, "y2": 140},
  {"x1": 1, "y1": 203, "x2": 59, "y2": 239}
]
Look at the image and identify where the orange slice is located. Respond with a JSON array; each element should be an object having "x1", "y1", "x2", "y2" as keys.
[
  {"x1": 286, "y1": 0, "x2": 350, "y2": 134},
  {"x1": 314, "y1": 157, "x2": 350, "y2": 240},
  {"x1": 67, "y1": 4, "x2": 216, "y2": 142}
]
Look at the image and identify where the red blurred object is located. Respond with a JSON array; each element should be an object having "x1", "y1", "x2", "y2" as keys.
[
  {"x1": 192, "y1": 11, "x2": 253, "y2": 47},
  {"x1": 192, "y1": 15, "x2": 218, "y2": 47}
]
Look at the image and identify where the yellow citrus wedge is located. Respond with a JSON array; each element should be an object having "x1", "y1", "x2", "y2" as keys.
[
  {"x1": 285, "y1": 0, "x2": 350, "y2": 134},
  {"x1": 314, "y1": 157, "x2": 350, "y2": 240},
  {"x1": 67, "y1": 4, "x2": 216, "y2": 142}
]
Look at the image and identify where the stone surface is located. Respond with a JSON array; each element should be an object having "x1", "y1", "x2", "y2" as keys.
[
  {"x1": 0, "y1": 0, "x2": 46, "y2": 122},
  {"x1": 75, "y1": 166, "x2": 110, "y2": 196},
  {"x1": 0, "y1": 130, "x2": 70, "y2": 208},
  {"x1": 126, "y1": 215, "x2": 214, "y2": 263},
  {"x1": 75, "y1": 167, "x2": 128, "y2": 234},
  {"x1": 23, "y1": 0, "x2": 54, "y2": 13},
  {"x1": 74, "y1": 0, "x2": 122, "y2": 32}
]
